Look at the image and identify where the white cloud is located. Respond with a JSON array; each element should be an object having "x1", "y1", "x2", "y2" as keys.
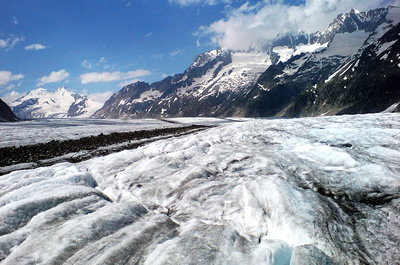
[
  {"x1": 126, "y1": 2, "x2": 132, "y2": 7},
  {"x1": 13, "y1": 16, "x2": 18, "y2": 25},
  {"x1": 0, "y1": 40, "x2": 7, "y2": 48},
  {"x1": 169, "y1": 0, "x2": 232, "y2": 6},
  {"x1": 81, "y1": 90, "x2": 113, "y2": 104},
  {"x1": 25, "y1": 43, "x2": 47, "y2": 50},
  {"x1": 80, "y1": 69, "x2": 151, "y2": 84},
  {"x1": 98, "y1": 57, "x2": 107, "y2": 64},
  {"x1": 1, "y1": 90, "x2": 25, "y2": 104},
  {"x1": 37, "y1": 69, "x2": 70, "y2": 86},
  {"x1": 170, "y1": 49, "x2": 184, "y2": 57},
  {"x1": 152, "y1": 53, "x2": 164, "y2": 59},
  {"x1": 81, "y1": 59, "x2": 93, "y2": 69},
  {"x1": 198, "y1": 0, "x2": 395, "y2": 50},
  {"x1": 5, "y1": 84, "x2": 15, "y2": 91},
  {"x1": 0, "y1": 36, "x2": 24, "y2": 50},
  {"x1": 145, "y1": 32, "x2": 153, "y2": 38},
  {"x1": 81, "y1": 57, "x2": 114, "y2": 69},
  {"x1": 0, "y1": 71, "x2": 24, "y2": 87}
]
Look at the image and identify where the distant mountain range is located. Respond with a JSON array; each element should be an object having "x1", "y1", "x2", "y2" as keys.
[
  {"x1": 93, "y1": 6, "x2": 400, "y2": 118},
  {"x1": 9, "y1": 87, "x2": 102, "y2": 119},
  {"x1": 4, "y1": 6, "x2": 399, "y2": 121}
]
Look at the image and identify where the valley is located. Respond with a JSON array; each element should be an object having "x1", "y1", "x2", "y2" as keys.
[{"x1": 0, "y1": 3, "x2": 399, "y2": 265}]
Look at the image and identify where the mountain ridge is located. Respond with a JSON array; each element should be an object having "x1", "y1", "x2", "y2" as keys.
[
  {"x1": 93, "y1": 6, "x2": 399, "y2": 119},
  {"x1": 11, "y1": 87, "x2": 102, "y2": 119}
]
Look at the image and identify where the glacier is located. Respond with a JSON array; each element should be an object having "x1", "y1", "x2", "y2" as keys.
[{"x1": 0, "y1": 113, "x2": 399, "y2": 264}]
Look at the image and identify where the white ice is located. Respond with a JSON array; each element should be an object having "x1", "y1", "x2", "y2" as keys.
[
  {"x1": 0, "y1": 113, "x2": 399, "y2": 264},
  {"x1": 0, "y1": 118, "x2": 228, "y2": 148}
]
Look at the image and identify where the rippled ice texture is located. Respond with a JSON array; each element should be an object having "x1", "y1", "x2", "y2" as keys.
[{"x1": 0, "y1": 113, "x2": 399, "y2": 264}]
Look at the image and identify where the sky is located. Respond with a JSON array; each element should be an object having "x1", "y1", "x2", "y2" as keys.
[{"x1": 0, "y1": 0, "x2": 398, "y2": 104}]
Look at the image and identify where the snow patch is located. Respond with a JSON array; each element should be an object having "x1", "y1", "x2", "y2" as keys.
[
  {"x1": 258, "y1": 83, "x2": 270, "y2": 91},
  {"x1": 132, "y1": 89, "x2": 162, "y2": 103},
  {"x1": 273, "y1": 46, "x2": 294, "y2": 63},
  {"x1": 319, "y1": 31, "x2": 369, "y2": 57},
  {"x1": 293, "y1": 43, "x2": 328, "y2": 56},
  {"x1": 382, "y1": 102, "x2": 400, "y2": 113},
  {"x1": 376, "y1": 40, "x2": 397, "y2": 56},
  {"x1": 325, "y1": 60, "x2": 353, "y2": 83}
]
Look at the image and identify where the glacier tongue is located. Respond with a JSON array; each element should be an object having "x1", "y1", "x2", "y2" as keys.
[{"x1": 0, "y1": 113, "x2": 399, "y2": 264}]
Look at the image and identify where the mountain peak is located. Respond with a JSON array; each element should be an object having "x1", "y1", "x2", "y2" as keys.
[
  {"x1": 32, "y1": 87, "x2": 49, "y2": 92},
  {"x1": 54, "y1": 86, "x2": 75, "y2": 98},
  {"x1": 350, "y1": 8, "x2": 361, "y2": 14},
  {"x1": 11, "y1": 87, "x2": 102, "y2": 119},
  {"x1": 26, "y1": 88, "x2": 50, "y2": 98},
  {"x1": 56, "y1": 86, "x2": 69, "y2": 92},
  {"x1": 310, "y1": 6, "x2": 390, "y2": 44}
]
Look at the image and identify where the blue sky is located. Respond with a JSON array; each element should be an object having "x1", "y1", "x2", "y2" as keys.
[{"x1": 0, "y1": 0, "x2": 396, "y2": 103}]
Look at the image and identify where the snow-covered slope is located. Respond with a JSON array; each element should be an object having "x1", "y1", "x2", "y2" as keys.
[
  {"x1": 93, "y1": 49, "x2": 271, "y2": 118},
  {"x1": 277, "y1": 18, "x2": 400, "y2": 117},
  {"x1": 0, "y1": 113, "x2": 399, "y2": 264},
  {"x1": 11, "y1": 87, "x2": 102, "y2": 119}
]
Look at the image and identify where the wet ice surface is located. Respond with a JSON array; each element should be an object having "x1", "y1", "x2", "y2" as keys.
[{"x1": 0, "y1": 113, "x2": 399, "y2": 264}]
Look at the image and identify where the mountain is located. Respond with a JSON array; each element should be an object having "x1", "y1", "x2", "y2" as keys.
[
  {"x1": 231, "y1": 6, "x2": 400, "y2": 117},
  {"x1": 11, "y1": 87, "x2": 103, "y2": 119},
  {"x1": 93, "y1": 6, "x2": 400, "y2": 119},
  {"x1": 93, "y1": 49, "x2": 271, "y2": 118},
  {"x1": 281, "y1": 22, "x2": 400, "y2": 116},
  {"x1": 0, "y1": 99, "x2": 18, "y2": 122}
]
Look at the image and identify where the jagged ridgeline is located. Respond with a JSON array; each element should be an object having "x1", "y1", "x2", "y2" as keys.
[{"x1": 93, "y1": 6, "x2": 400, "y2": 118}]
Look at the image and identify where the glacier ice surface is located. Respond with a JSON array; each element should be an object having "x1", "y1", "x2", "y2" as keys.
[{"x1": 0, "y1": 113, "x2": 399, "y2": 264}]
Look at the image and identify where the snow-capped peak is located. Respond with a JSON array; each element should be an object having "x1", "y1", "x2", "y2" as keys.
[
  {"x1": 310, "y1": 7, "x2": 390, "y2": 45},
  {"x1": 188, "y1": 48, "x2": 230, "y2": 70},
  {"x1": 25, "y1": 87, "x2": 50, "y2": 98},
  {"x1": 55, "y1": 86, "x2": 69, "y2": 93},
  {"x1": 11, "y1": 87, "x2": 102, "y2": 119}
]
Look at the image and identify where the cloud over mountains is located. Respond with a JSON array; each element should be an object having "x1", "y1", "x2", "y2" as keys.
[{"x1": 197, "y1": 0, "x2": 399, "y2": 50}]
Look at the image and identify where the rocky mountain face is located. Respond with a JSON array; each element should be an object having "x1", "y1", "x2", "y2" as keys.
[
  {"x1": 93, "y1": 6, "x2": 400, "y2": 119},
  {"x1": 281, "y1": 22, "x2": 400, "y2": 116},
  {"x1": 93, "y1": 49, "x2": 272, "y2": 118},
  {"x1": 11, "y1": 87, "x2": 102, "y2": 119},
  {"x1": 0, "y1": 99, "x2": 18, "y2": 122},
  {"x1": 230, "y1": 6, "x2": 400, "y2": 117},
  {"x1": 309, "y1": 7, "x2": 391, "y2": 44}
]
